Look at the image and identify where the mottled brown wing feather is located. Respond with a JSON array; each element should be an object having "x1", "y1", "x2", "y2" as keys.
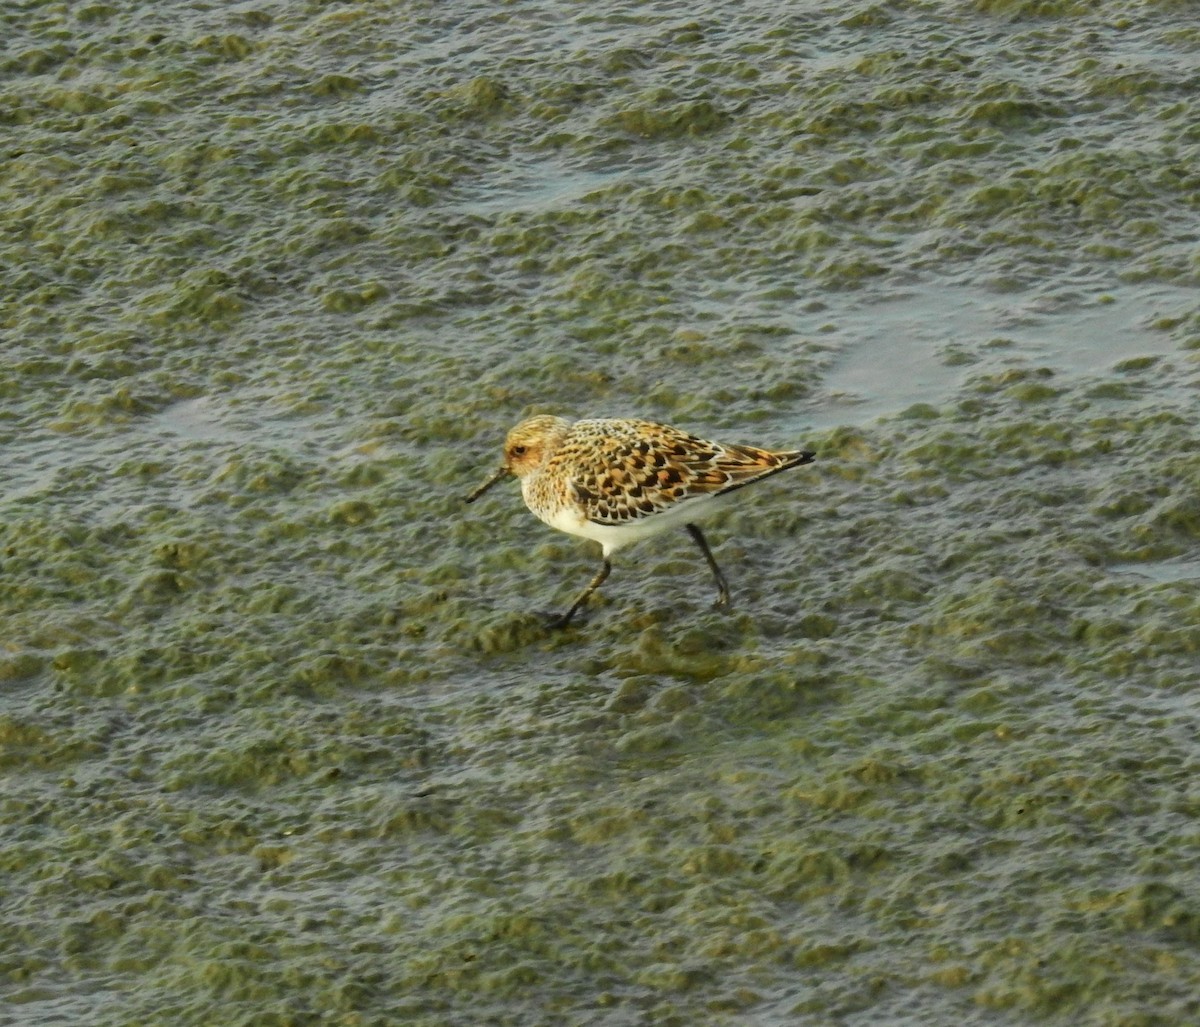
[
  {"x1": 559, "y1": 419, "x2": 812, "y2": 526},
  {"x1": 706, "y1": 443, "x2": 816, "y2": 496}
]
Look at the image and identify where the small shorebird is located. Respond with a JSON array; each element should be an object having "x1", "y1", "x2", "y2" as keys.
[{"x1": 464, "y1": 415, "x2": 815, "y2": 627}]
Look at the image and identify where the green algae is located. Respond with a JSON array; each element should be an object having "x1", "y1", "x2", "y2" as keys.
[{"x1": 2, "y1": 0, "x2": 1200, "y2": 1024}]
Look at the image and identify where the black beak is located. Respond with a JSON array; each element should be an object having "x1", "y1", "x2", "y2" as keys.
[{"x1": 463, "y1": 466, "x2": 510, "y2": 503}]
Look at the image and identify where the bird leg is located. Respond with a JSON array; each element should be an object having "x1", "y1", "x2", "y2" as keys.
[
  {"x1": 550, "y1": 558, "x2": 612, "y2": 628},
  {"x1": 686, "y1": 524, "x2": 731, "y2": 608}
]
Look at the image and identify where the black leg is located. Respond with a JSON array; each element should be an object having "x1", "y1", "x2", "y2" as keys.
[
  {"x1": 550, "y1": 558, "x2": 612, "y2": 628},
  {"x1": 686, "y1": 523, "x2": 730, "y2": 608}
]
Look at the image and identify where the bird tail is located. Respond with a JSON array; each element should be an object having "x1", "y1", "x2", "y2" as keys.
[{"x1": 714, "y1": 447, "x2": 816, "y2": 496}]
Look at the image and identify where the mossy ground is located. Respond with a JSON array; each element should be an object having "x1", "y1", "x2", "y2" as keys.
[{"x1": 2, "y1": 1, "x2": 1199, "y2": 1024}]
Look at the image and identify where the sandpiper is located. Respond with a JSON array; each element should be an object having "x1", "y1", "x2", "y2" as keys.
[{"x1": 465, "y1": 415, "x2": 815, "y2": 627}]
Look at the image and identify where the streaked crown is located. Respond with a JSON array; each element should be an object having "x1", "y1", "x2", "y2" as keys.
[{"x1": 503, "y1": 415, "x2": 571, "y2": 478}]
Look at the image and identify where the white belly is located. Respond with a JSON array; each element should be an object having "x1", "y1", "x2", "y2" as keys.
[{"x1": 538, "y1": 492, "x2": 724, "y2": 557}]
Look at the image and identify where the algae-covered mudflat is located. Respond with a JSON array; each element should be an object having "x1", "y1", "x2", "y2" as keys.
[{"x1": 2, "y1": 1, "x2": 1199, "y2": 1024}]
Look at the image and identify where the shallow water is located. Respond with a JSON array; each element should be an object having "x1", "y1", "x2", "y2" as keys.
[
  {"x1": 802, "y1": 283, "x2": 1194, "y2": 427},
  {"x1": 3, "y1": 1, "x2": 1200, "y2": 1025}
]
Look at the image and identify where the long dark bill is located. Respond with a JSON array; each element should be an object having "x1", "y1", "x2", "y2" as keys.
[{"x1": 463, "y1": 466, "x2": 510, "y2": 503}]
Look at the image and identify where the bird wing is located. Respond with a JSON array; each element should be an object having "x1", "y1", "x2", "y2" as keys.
[{"x1": 557, "y1": 419, "x2": 812, "y2": 526}]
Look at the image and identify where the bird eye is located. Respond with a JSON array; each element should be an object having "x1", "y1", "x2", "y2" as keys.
[{"x1": 512, "y1": 445, "x2": 527, "y2": 457}]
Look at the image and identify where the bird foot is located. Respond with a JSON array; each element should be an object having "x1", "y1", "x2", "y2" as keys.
[{"x1": 535, "y1": 609, "x2": 581, "y2": 630}]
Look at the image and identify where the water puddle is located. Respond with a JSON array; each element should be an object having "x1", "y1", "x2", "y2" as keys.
[
  {"x1": 454, "y1": 162, "x2": 626, "y2": 216},
  {"x1": 147, "y1": 396, "x2": 250, "y2": 444},
  {"x1": 1111, "y1": 558, "x2": 1200, "y2": 584},
  {"x1": 800, "y1": 284, "x2": 1192, "y2": 429}
]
